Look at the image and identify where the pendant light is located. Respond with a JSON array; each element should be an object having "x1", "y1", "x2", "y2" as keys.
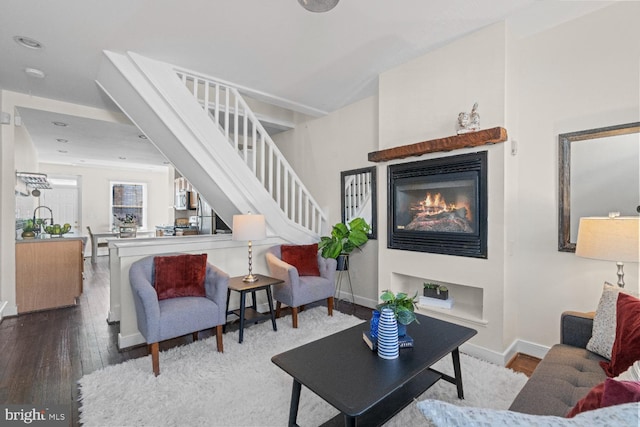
[{"x1": 298, "y1": 0, "x2": 339, "y2": 13}]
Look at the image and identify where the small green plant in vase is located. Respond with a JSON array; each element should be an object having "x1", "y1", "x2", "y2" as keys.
[
  {"x1": 21, "y1": 219, "x2": 36, "y2": 239},
  {"x1": 377, "y1": 290, "x2": 419, "y2": 335}
]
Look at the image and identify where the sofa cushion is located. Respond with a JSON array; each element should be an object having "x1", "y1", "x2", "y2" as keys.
[
  {"x1": 509, "y1": 344, "x2": 607, "y2": 417},
  {"x1": 587, "y1": 283, "x2": 622, "y2": 359},
  {"x1": 418, "y1": 399, "x2": 639, "y2": 427},
  {"x1": 600, "y1": 292, "x2": 640, "y2": 377},
  {"x1": 281, "y1": 244, "x2": 321, "y2": 276},
  {"x1": 153, "y1": 254, "x2": 207, "y2": 300}
]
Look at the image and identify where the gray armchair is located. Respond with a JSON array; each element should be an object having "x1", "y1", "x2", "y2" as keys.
[
  {"x1": 265, "y1": 245, "x2": 337, "y2": 328},
  {"x1": 129, "y1": 254, "x2": 229, "y2": 376}
]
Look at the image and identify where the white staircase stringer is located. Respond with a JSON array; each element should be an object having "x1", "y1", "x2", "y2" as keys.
[{"x1": 97, "y1": 51, "x2": 317, "y2": 243}]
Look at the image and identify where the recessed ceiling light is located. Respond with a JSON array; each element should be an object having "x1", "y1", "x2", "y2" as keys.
[
  {"x1": 52, "y1": 121, "x2": 68, "y2": 127},
  {"x1": 13, "y1": 36, "x2": 43, "y2": 50},
  {"x1": 24, "y1": 67, "x2": 45, "y2": 78},
  {"x1": 55, "y1": 138, "x2": 68, "y2": 143},
  {"x1": 138, "y1": 134, "x2": 148, "y2": 140}
]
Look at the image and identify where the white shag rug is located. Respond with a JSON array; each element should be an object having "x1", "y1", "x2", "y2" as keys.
[{"x1": 79, "y1": 307, "x2": 528, "y2": 426}]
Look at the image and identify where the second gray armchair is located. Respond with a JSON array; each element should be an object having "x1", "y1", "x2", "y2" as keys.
[{"x1": 265, "y1": 244, "x2": 337, "y2": 328}]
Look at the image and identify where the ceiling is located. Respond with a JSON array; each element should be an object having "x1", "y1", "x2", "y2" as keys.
[{"x1": 1, "y1": 0, "x2": 609, "y2": 170}]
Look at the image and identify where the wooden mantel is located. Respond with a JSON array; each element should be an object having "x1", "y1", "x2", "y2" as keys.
[{"x1": 368, "y1": 127, "x2": 508, "y2": 163}]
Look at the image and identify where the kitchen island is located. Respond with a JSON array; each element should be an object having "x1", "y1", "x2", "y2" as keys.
[{"x1": 15, "y1": 236, "x2": 84, "y2": 313}]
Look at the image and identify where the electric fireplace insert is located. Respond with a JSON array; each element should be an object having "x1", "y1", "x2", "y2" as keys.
[{"x1": 387, "y1": 151, "x2": 487, "y2": 258}]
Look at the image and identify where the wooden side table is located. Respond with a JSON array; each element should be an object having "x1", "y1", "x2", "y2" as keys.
[{"x1": 226, "y1": 274, "x2": 283, "y2": 343}]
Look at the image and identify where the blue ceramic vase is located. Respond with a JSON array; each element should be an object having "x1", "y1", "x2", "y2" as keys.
[
  {"x1": 397, "y1": 322, "x2": 407, "y2": 337},
  {"x1": 377, "y1": 307, "x2": 399, "y2": 360},
  {"x1": 370, "y1": 310, "x2": 380, "y2": 338}
]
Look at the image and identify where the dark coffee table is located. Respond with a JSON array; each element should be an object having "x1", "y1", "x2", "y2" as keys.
[{"x1": 271, "y1": 313, "x2": 477, "y2": 426}]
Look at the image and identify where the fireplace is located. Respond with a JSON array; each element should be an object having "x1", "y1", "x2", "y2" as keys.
[{"x1": 387, "y1": 152, "x2": 487, "y2": 258}]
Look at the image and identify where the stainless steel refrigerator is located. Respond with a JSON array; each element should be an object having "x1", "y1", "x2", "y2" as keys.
[{"x1": 196, "y1": 196, "x2": 213, "y2": 234}]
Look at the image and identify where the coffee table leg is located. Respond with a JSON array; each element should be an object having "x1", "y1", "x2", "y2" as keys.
[
  {"x1": 452, "y1": 347, "x2": 464, "y2": 399},
  {"x1": 288, "y1": 379, "x2": 302, "y2": 427},
  {"x1": 343, "y1": 414, "x2": 356, "y2": 427},
  {"x1": 265, "y1": 286, "x2": 277, "y2": 331}
]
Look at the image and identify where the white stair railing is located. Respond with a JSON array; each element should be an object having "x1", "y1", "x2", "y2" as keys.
[
  {"x1": 175, "y1": 68, "x2": 326, "y2": 235},
  {"x1": 344, "y1": 171, "x2": 372, "y2": 220}
]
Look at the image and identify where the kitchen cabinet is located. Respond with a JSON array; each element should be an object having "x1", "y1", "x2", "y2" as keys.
[{"x1": 16, "y1": 237, "x2": 84, "y2": 313}]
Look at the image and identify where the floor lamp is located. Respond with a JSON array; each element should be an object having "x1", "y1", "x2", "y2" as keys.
[
  {"x1": 232, "y1": 213, "x2": 266, "y2": 282},
  {"x1": 575, "y1": 215, "x2": 639, "y2": 288}
]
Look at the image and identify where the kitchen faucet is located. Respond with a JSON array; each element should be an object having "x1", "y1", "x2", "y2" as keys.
[{"x1": 32, "y1": 206, "x2": 54, "y2": 234}]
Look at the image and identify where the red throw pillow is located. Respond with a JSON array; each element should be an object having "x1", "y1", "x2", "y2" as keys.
[
  {"x1": 567, "y1": 378, "x2": 640, "y2": 418},
  {"x1": 281, "y1": 244, "x2": 321, "y2": 276},
  {"x1": 153, "y1": 254, "x2": 207, "y2": 300},
  {"x1": 566, "y1": 381, "x2": 605, "y2": 417},
  {"x1": 601, "y1": 378, "x2": 640, "y2": 407},
  {"x1": 600, "y1": 292, "x2": 640, "y2": 377}
]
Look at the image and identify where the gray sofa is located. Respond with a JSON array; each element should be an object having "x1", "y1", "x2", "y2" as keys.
[{"x1": 509, "y1": 311, "x2": 607, "y2": 417}]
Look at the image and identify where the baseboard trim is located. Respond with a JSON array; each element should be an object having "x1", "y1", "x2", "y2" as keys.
[
  {"x1": 107, "y1": 305, "x2": 121, "y2": 323},
  {"x1": 460, "y1": 339, "x2": 550, "y2": 367},
  {"x1": 0, "y1": 300, "x2": 7, "y2": 323},
  {"x1": 0, "y1": 301, "x2": 17, "y2": 320},
  {"x1": 335, "y1": 291, "x2": 377, "y2": 309},
  {"x1": 505, "y1": 339, "x2": 550, "y2": 361},
  {"x1": 118, "y1": 331, "x2": 146, "y2": 350}
]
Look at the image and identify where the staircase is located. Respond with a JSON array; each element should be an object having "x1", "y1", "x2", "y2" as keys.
[{"x1": 96, "y1": 52, "x2": 326, "y2": 243}]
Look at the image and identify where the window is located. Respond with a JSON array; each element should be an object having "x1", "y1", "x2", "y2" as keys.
[{"x1": 111, "y1": 181, "x2": 147, "y2": 229}]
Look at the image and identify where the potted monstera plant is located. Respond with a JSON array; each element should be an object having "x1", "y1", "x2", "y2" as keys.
[{"x1": 318, "y1": 217, "x2": 370, "y2": 270}]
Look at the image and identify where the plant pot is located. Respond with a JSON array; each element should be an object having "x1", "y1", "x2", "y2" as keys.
[
  {"x1": 336, "y1": 254, "x2": 349, "y2": 271},
  {"x1": 21, "y1": 231, "x2": 35, "y2": 239},
  {"x1": 369, "y1": 310, "x2": 380, "y2": 338},
  {"x1": 397, "y1": 323, "x2": 407, "y2": 337},
  {"x1": 423, "y1": 287, "x2": 448, "y2": 300}
]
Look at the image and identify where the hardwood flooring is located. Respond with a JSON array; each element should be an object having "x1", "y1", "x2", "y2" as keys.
[
  {"x1": 0, "y1": 256, "x2": 537, "y2": 426},
  {"x1": 507, "y1": 353, "x2": 541, "y2": 378}
]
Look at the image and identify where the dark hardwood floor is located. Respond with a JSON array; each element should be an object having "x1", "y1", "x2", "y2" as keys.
[
  {"x1": 0, "y1": 256, "x2": 536, "y2": 426},
  {"x1": 0, "y1": 256, "x2": 371, "y2": 426}
]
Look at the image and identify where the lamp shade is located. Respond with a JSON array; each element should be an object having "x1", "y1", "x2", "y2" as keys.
[
  {"x1": 576, "y1": 216, "x2": 639, "y2": 263},
  {"x1": 232, "y1": 214, "x2": 266, "y2": 241}
]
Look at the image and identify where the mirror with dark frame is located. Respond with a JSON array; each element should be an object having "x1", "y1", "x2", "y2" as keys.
[
  {"x1": 558, "y1": 121, "x2": 640, "y2": 252},
  {"x1": 341, "y1": 166, "x2": 377, "y2": 239}
]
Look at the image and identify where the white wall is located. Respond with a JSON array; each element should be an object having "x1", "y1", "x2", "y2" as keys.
[
  {"x1": 511, "y1": 2, "x2": 640, "y2": 347},
  {"x1": 277, "y1": 3, "x2": 639, "y2": 358},
  {"x1": 378, "y1": 22, "x2": 508, "y2": 353},
  {"x1": 274, "y1": 96, "x2": 380, "y2": 307},
  {"x1": 38, "y1": 163, "x2": 173, "y2": 235}
]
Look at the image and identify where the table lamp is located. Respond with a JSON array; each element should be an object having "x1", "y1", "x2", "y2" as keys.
[
  {"x1": 575, "y1": 214, "x2": 639, "y2": 288},
  {"x1": 232, "y1": 213, "x2": 266, "y2": 282}
]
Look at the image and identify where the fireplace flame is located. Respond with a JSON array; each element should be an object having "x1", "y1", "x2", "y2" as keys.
[{"x1": 411, "y1": 192, "x2": 471, "y2": 220}]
